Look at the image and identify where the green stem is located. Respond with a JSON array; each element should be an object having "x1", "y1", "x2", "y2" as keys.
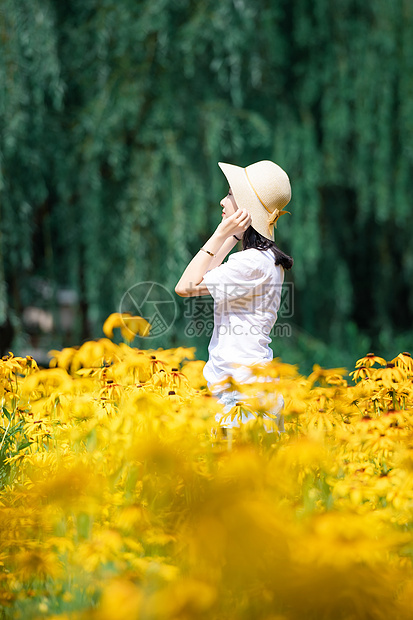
[{"x1": 0, "y1": 420, "x2": 11, "y2": 452}]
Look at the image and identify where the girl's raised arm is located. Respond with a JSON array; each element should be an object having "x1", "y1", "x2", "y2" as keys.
[{"x1": 175, "y1": 210, "x2": 251, "y2": 297}]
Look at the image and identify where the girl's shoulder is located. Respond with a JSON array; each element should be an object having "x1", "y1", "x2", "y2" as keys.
[
  {"x1": 228, "y1": 247, "x2": 273, "y2": 266},
  {"x1": 228, "y1": 247, "x2": 264, "y2": 261},
  {"x1": 228, "y1": 248, "x2": 282, "y2": 279}
]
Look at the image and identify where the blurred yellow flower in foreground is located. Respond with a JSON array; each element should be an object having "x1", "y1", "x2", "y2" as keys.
[
  {"x1": 95, "y1": 578, "x2": 142, "y2": 620},
  {"x1": 1, "y1": 321, "x2": 413, "y2": 620}
]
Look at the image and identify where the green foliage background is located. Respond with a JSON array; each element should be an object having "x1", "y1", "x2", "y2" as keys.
[{"x1": 1, "y1": 0, "x2": 413, "y2": 372}]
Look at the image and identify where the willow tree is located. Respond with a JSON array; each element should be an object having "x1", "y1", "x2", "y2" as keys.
[{"x1": 1, "y1": 0, "x2": 412, "y2": 366}]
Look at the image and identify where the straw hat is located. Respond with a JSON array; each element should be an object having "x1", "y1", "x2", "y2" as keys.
[{"x1": 218, "y1": 160, "x2": 291, "y2": 241}]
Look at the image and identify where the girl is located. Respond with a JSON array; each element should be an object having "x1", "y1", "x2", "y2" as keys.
[{"x1": 175, "y1": 160, "x2": 293, "y2": 430}]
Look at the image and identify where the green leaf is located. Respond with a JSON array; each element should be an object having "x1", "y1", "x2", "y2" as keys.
[
  {"x1": 17, "y1": 441, "x2": 31, "y2": 451},
  {"x1": 2, "y1": 408, "x2": 12, "y2": 422}
]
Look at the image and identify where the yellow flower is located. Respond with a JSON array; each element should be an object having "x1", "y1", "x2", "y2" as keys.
[
  {"x1": 392, "y1": 352, "x2": 413, "y2": 373},
  {"x1": 355, "y1": 353, "x2": 387, "y2": 368},
  {"x1": 181, "y1": 360, "x2": 207, "y2": 390},
  {"x1": 14, "y1": 547, "x2": 63, "y2": 581},
  {"x1": 1, "y1": 354, "x2": 37, "y2": 377},
  {"x1": 83, "y1": 340, "x2": 119, "y2": 367},
  {"x1": 169, "y1": 367, "x2": 190, "y2": 390},
  {"x1": 103, "y1": 312, "x2": 151, "y2": 342},
  {"x1": 32, "y1": 461, "x2": 103, "y2": 509},
  {"x1": 146, "y1": 578, "x2": 216, "y2": 617},
  {"x1": 48, "y1": 346, "x2": 78, "y2": 371},
  {"x1": 111, "y1": 352, "x2": 152, "y2": 384},
  {"x1": 21, "y1": 367, "x2": 73, "y2": 398},
  {"x1": 149, "y1": 346, "x2": 196, "y2": 368},
  {"x1": 375, "y1": 363, "x2": 406, "y2": 389},
  {"x1": 217, "y1": 403, "x2": 257, "y2": 428},
  {"x1": 308, "y1": 364, "x2": 347, "y2": 385},
  {"x1": 77, "y1": 529, "x2": 123, "y2": 572},
  {"x1": 350, "y1": 366, "x2": 373, "y2": 382},
  {"x1": 251, "y1": 358, "x2": 300, "y2": 379},
  {"x1": 95, "y1": 579, "x2": 142, "y2": 620},
  {"x1": 325, "y1": 374, "x2": 348, "y2": 387}
]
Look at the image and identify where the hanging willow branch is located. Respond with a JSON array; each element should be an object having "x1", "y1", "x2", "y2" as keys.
[{"x1": 0, "y1": 0, "x2": 412, "y2": 360}]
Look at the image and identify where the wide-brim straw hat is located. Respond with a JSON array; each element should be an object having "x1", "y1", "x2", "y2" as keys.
[{"x1": 218, "y1": 160, "x2": 292, "y2": 241}]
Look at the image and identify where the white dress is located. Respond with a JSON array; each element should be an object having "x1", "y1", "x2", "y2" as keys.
[{"x1": 202, "y1": 248, "x2": 285, "y2": 430}]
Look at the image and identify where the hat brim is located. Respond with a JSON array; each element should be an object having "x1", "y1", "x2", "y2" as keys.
[{"x1": 218, "y1": 162, "x2": 275, "y2": 242}]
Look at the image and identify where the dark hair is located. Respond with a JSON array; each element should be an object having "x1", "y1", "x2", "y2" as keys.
[{"x1": 242, "y1": 226, "x2": 293, "y2": 270}]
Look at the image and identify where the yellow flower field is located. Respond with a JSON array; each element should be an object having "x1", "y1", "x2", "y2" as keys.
[{"x1": 1, "y1": 317, "x2": 413, "y2": 619}]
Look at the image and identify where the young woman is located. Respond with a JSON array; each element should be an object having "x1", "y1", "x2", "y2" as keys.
[{"x1": 175, "y1": 160, "x2": 293, "y2": 430}]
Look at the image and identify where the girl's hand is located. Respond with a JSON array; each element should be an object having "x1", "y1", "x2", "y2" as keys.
[{"x1": 217, "y1": 209, "x2": 252, "y2": 239}]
